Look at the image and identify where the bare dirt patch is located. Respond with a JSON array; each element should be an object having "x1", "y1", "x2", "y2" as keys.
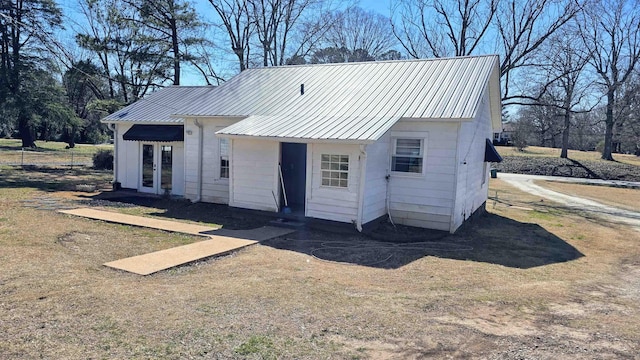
[{"x1": 1, "y1": 172, "x2": 640, "y2": 358}]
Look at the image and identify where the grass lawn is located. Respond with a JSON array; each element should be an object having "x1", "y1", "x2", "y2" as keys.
[
  {"x1": 537, "y1": 180, "x2": 640, "y2": 212},
  {"x1": 1, "y1": 167, "x2": 640, "y2": 358},
  {"x1": 0, "y1": 139, "x2": 112, "y2": 166}
]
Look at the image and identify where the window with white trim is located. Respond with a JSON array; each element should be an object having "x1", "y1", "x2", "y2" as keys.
[
  {"x1": 392, "y1": 138, "x2": 424, "y2": 173},
  {"x1": 219, "y1": 138, "x2": 229, "y2": 179},
  {"x1": 321, "y1": 154, "x2": 349, "y2": 188}
]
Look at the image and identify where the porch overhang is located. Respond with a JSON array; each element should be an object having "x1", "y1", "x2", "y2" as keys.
[
  {"x1": 122, "y1": 124, "x2": 184, "y2": 142},
  {"x1": 215, "y1": 114, "x2": 402, "y2": 144},
  {"x1": 484, "y1": 138, "x2": 503, "y2": 162}
]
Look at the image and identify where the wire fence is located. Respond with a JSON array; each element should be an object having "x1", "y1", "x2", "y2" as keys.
[{"x1": 0, "y1": 148, "x2": 94, "y2": 168}]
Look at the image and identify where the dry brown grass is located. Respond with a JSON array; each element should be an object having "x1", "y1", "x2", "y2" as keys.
[
  {"x1": 1, "y1": 169, "x2": 640, "y2": 359},
  {"x1": 497, "y1": 145, "x2": 640, "y2": 166},
  {"x1": 537, "y1": 181, "x2": 640, "y2": 212}
]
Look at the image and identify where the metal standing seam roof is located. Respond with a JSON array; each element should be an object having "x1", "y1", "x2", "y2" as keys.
[
  {"x1": 174, "y1": 55, "x2": 500, "y2": 142},
  {"x1": 101, "y1": 86, "x2": 216, "y2": 123}
]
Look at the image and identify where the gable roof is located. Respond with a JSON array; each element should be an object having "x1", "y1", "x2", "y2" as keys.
[
  {"x1": 102, "y1": 86, "x2": 215, "y2": 123},
  {"x1": 175, "y1": 55, "x2": 501, "y2": 143}
]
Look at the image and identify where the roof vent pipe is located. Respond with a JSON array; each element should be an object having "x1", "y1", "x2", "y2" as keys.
[{"x1": 300, "y1": 84, "x2": 304, "y2": 95}]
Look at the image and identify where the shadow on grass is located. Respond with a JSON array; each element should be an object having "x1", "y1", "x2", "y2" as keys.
[
  {"x1": 87, "y1": 193, "x2": 274, "y2": 230},
  {"x1": 83, "y1": 194, "x2": 584, "y2": 269},
  {"x1": 263, "y1": 212, "x2": 584, "y2": 269},
  {"x1": 553, "y1": 159, "x2": 601, "y2": 179},
  {"x1": 0, "y1": 166, "x2": 110, "y2": 191}
]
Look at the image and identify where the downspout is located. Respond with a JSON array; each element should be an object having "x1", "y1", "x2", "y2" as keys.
[
  {"x1": 450, "y1": 122, "x2": 462, "y2": 233},
  {"x1": 194, "y1": 119, "x2": 204, "y2": 202},
  {"x1": 107, "y1": 123, "x2": 118, "y2": 187},
  {"x1": 356, "y1": 144, "x2": 368, "y2": 232}
]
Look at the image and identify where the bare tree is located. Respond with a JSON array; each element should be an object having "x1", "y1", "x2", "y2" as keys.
[
  {"x1": 536, "y1": 31, "x2": 592, "y2": 158},
  {"x1": 327, "y1": 6, "x2": 396, "y2": 59},
  {"x1": 391, "y1": 0, "x2": 498, "y2": 58},
  {"x1": 208, "y1": 0, "x2": 253, "y2": 71},
  {"x1": 251, "y1": 0, "x2": 337, "y2": 66},
  {"x1": 392, "y1": 0, "x2": 583, "y2": 107},
  {"x1": 578, "y1": 0, "x2": 640, "y2": 160},
  {"x1": 497, "y1": 0, "x2": 583, "y2": 105}
]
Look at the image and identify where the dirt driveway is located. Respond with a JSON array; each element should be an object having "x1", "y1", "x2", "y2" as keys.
[{"x1": 500, "y1": 173, "x2": 640, "y2": 232}]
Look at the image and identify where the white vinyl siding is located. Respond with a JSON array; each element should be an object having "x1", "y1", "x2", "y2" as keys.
[
  {"x1": 362, "y1": 133, "x2": 391, "y2": 224},
  {"x1": 451, "y1": 89, "x2": 493, "y2": 232},
  {"x1": 184, "y1": 118, "x2": 236, "y2": 204},
  {"x1": 229, "y1": 138, "x2": 279, "y2": 212},
  {"x1": 307, "y1": 144, "x2": 360, "y2": 223},
  {"x1": 387, "y1": 121, "x2": 458, "y2": 231},
  {"x1": 115, "y1": 123, "x2": 138, "y2": 190}
]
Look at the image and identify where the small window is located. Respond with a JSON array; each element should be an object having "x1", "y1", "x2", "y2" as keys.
[
  {"x1": 219, "y1": 138, "x2": 229, "y2": 179},
  {"x1": 321, "y1": 154, "x2": 349, "y2": 188},
  {"x1": 392, "y1": 138, "x2": 423, "y2": 173}
]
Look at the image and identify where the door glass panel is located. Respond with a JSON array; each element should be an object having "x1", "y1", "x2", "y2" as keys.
[
  {"x1": 161, "y1": 145, "x2": 172, "y2": 191},
  {"x1": 142, "y1": 144, "x2": 154, "y2": 188}
]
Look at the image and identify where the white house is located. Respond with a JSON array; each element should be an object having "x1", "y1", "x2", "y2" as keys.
[{"x1": 103, "y1": 55, "x2": 503, "y2": 233}]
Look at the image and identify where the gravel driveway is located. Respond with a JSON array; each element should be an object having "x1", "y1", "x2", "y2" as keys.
[{"x1": 499, "y1": 173, "x2": 640, "y2": 232}]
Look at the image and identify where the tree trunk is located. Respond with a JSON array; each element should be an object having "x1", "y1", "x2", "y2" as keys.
[
  {"x1": 171, "y1": 19, "x2": 180, "y2": 85},
  {"x1": 602, "y1": 91, "x2": 615, "y2": 160},
  {"x1": 560, "y1": 107, "x2": 571, "y2": 158},
  {"x1": 18, "y1": 112, "x2": 36, "y2": 148}
]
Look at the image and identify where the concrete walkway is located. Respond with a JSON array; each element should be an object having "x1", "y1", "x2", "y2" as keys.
[
  {"x1": 498, "y1": 173, "x2": 640, "y2": 232},
  {"x1": 60, "y1": 208, "x2": 295, "y2": 275}
]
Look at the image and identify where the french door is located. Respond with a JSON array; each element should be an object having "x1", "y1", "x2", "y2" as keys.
[{"x1": 140, "y1": 143, "x2": 173, "y2": 194}]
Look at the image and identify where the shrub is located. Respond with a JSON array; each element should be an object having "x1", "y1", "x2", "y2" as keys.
[{"x1": 93, "y1": 149, "x2": 113, "y2": 170}]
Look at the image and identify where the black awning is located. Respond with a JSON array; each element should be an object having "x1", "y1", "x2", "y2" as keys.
[
  {"x1": 484, "y1": 138, "x2": 503, "y2": 162},
  {"x1": 122, "y1": 124, "x2": 184, "y2": 142}
]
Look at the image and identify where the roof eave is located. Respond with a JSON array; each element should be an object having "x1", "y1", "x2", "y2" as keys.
[
  {"x1": 100, "y1": 119, "x2": 184, "y2": 124},
  {"x1": 215, "y1": 133, "x2": 376, "y2": 145},
  {"x1": 169, "y1": 114, "x2": 248, "y2": 119}
]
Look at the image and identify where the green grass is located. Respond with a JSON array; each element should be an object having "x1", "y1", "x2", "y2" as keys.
[
  {"x1": 0, "y1": 138, "x2": 112, "y2": 154},
  {"x1": 235, "y1": 335, "x2": 275, "y2": 358}
]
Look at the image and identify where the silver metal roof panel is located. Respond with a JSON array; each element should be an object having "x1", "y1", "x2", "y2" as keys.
[{"x1": 102, "y1": 86, "x2": 216, "y2": 123}]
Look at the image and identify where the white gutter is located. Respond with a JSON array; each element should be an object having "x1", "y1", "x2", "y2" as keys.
[
  {"x1": 215, "y1": 133, "x2": 377, "y2": 145},
  {"x1": 194, "y1": 119, "x2": 204, "y2": 202},
  {"x1": 107, "y1": 123, "x2": 118, "y2": 186},
  {"x1": 450, "y1": 122, "x2": 462, "y2": 233},
  {"x1": 356, "y1": 144, "x2": 368, "y2": 232}
]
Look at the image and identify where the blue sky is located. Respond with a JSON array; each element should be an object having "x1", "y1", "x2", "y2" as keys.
[{"x1": 58, "y1": 0, "x2": 395, "y2": 85}]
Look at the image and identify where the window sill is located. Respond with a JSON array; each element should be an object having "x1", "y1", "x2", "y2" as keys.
[
  {"x1": 390, "y1": 171, "x2": 426, "y2": 178},
  {"x1": 319, "y1": 185, "x2": 351, "y2": 191}
]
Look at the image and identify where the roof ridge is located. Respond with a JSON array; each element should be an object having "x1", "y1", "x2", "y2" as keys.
[{"x1": 244, "y1": 54, "x2": 499, "y2": 71}]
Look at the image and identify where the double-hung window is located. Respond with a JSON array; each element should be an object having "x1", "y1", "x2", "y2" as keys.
[
  {"x1": 392, "y1": 138, "x2": 424, "y2": 173},
  {"x1": 219, "y1": 138, "x2": 229, "y2": 179}
]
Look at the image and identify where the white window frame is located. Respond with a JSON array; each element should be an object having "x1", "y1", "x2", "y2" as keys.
[
  {"x1": 320, "y1": 154, "x2": 349, "y2": 188},
  {"x1": 219, "y1": 137, "x2": 229, "y2": 180},
  {"x1": 390, "y1": 135, "x2": 426, "y2": 176}
]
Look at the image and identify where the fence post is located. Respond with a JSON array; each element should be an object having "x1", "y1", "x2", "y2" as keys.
[
  {"x1": 21, "y1": 148, "x2": 24, "y2": 167},
  {"x1": 70, "y1": 149, "x2": 74, "y2": 170}
]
